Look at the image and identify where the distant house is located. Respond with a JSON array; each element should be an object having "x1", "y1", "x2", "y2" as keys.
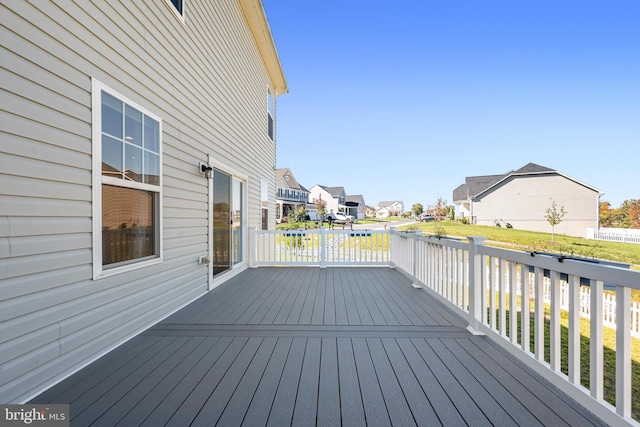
[
  {"x1": 275, "y1": 168, "x2": 309, "y2": 222},
  {"x1": 346, "y1": 195, "x2": 366, "y2": 220},
  {"x1": 376, "y1": 201, "x2": 404, "y2": 218},
  {"x1": 1, "y1": 1, "x2": 286, "y2": 403},
  {"x1": 309, "y1": 185, "x2": 347, "y2": 215},
  {"x1": 365, "y1": 205, "x2": 378, "y2": 217},
  {"x1": 453, "y1": 163, "x2": 602, "y2": 237}
]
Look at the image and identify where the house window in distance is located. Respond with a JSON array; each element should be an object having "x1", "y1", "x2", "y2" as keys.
[
  {"x1": 92, "y1": 79, "x2": 162, "y2": 278},
  {"x1": 267, "y1": 89, "x2": 275, "y2": 140}
]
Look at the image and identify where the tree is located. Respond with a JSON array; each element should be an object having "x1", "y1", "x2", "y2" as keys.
[
  {"x1": 433, "y1": 197, "x2": 449, "y2": 237},
  {"x1": 599, "y1": 199, "x2": 640, "y2": 229},
  {"x1": 411, "y1": 203, "x2": 423, "y2": 218},
  {"x1": 315, "y1": 196, "x2": 327, "y2": 222},
  {"x1": 627, "y1": 199, "x2": 640, "y2": 229},
  {"x1": 599, "y1": 201, "x2": 614, "y2": 227},
  {"x1": 545, "y1": 200, "x2": 566, "y2": 242},
  {"x1": 619, "y1": 199, "x2": 640, "y2": 229},
  {"x1": 295, "y1": 205, "x2": 307, "y2": 222}
]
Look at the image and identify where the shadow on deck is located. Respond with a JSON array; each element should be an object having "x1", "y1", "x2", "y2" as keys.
[{"x1": 32, "y1": 267, "x2": 607, "y2": 426}]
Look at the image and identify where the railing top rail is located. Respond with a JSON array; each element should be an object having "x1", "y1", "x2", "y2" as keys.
[{"x1": 478, "y1": 244, "x2": 639, "y2": 289}]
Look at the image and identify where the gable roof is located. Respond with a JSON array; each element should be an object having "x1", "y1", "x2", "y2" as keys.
[
  {"x1": 377, "y1": 201, "x2": 403, "y2": 208},
  {"x1": 275, "y1": 168, "x2": 306, "y2": 191},
  {"x1": 453, "y1": 163, "x2": 601, "y2": 202},
  {"x1": 346, "y1": 194, "x2": 365, "y2": 205},
  {"x1": 317, "y1": 185, "x2": 345, "y2": 197},
  {"x1": 513, "y1": 162, "x2": 555, "y2": 174}
]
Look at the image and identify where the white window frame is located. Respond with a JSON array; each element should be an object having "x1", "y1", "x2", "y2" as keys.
[
  {"x1": 163, "y1": 0, "x2": 186, "y2": 22},
  {"x1": 91, "y1": 78, "x2": 163, "y2": 280}
]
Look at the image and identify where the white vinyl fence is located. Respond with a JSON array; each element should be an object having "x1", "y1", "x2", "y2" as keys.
[{"x1": 587, "y1": 227, "x2": 640, "y2": 244}]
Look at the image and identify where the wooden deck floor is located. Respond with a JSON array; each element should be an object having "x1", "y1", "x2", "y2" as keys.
[{"x1": 32, "y1": 267, "x2": 606, "y2": 426}]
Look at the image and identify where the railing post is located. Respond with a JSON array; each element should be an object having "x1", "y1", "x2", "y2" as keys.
[
  {"x1": 320, "y1": 227, "x2": 327, "y2": 268},
  {"x1": 467, "y1": 236, "x2": 486, "y2": 334},
  {"x1": 411, "y1": 230, "x2": 422, "y2": 288},
  {"x1": 250, "y1": 227, "x2": 256, "y2": 267},
  {"x1": 616, "y1": 285, "x2": 631, "y2": 418},
  {"x1": 389, "y1": 227, "x2": 396, "y2": 268}
]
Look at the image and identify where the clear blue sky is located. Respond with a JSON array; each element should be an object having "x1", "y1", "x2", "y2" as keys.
[{"x1": 263, "y1": 1, "x2": 640, "y2": 210}]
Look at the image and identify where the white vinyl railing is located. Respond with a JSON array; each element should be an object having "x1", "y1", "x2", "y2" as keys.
[
  {"x1": 252, "y1": 228, "x2": 390, "y2": 267},
  {"x1": 587, "y1": 228, "x2": 640, "y2": 244},
  {"x1": 251, "y1": 227, "x2": 640, "y2": 425},
  {"x1": 390, "y1": 229, "x2": 639, "y2": 426}
]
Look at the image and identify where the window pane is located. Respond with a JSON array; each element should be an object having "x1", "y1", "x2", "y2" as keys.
[
  {"x1": 102, "y1": 91, "x2": 122, "y2": 138},
  {"x1": 102, "y1": 185, "x2": 156, "y2": 266},
  {"x1": 171, "y1": 0, "x2": 183, "y2": 14},
  {"x1": 144, "y1": 152, "x2": 160, "y2": 185},
  {"x1": 102, "y1": 135, "x2": 122, "y2": 178},
  {"x1": 125, "y1": 144, "x2": 143, "y2": 182},
  {"x1": 267, "y1": 90, "x2": 275, "y2": 116},
  {"x1": 125, "y1": 105, "x2": 143, "y2": 147},
  {"x1": 144, "y1": 116, "x2": 160, "y2": 153}
]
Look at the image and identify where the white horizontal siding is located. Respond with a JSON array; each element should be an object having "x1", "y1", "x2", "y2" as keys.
[{"x1": 1, "y1": 0, "x2": 279, "y2": 403}]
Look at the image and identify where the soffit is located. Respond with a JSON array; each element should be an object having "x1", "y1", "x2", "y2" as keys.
[{"x1": 239, "y1": 0, "x2": 288, "y2": 95}]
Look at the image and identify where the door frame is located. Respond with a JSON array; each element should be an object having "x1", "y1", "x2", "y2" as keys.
[{"x1": 207, "y1": 155, "x2": 249, "y2": 290}]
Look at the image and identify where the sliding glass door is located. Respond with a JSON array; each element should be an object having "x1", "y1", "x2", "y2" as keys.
[{"x1": 211, "y1": 167, "x2": 245, "y2": 277}]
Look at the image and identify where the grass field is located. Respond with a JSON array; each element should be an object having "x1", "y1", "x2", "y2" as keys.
[{"x1": 402, "y1": 220, "x2": 640, "y2": 268}]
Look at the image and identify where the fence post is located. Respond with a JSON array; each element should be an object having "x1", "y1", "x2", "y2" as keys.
[
  {"x1": 411, "y1": 230, "x2": 422, "y2": 288},
  {"x1": 389, "y1": 227, "x2": 396, "y2": 268},
  {"x1": 616, "y1": 285, "x2": 631, "y2": 418},
  {"x1": 320, "y1": 227, "x2": 327, "y2": 268},
  {"x1": 467, "y1": 236, "x2": 486, "y2": 334},
  {"x1": 250, "y1": 227, "x2": 256, "y2": 267}
]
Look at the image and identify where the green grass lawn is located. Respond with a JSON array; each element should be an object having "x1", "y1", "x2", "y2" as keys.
[{"x1": 403, "y1": 220, "x2": 640, "y2": 268}]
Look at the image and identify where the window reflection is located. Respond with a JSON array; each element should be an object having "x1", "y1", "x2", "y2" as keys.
[
  {"x1": 102, "y1": 185, "x2": 156, "y2": 266},
  {"x1": 144, "y1": 116, "x2": 159, "y2": 152},
  {"x1": 101, "y1": 94, "x2": 160, "y2": 183},
  {"x1": 125, "y1": 144, "x2": 143, "y2": 182},
  {"x1": 101, "y1": 91, "x2": 122, "y2": 138},
  {"x1": 125, "y1": 105, "x2": 143, "y2": 147},
  {"x1": 102, "y1": 135, "x2": 122, "y2": 177}
]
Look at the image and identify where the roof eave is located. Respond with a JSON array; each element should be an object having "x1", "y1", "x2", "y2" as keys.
[{"x1": 239, "y1": 0, "x2": 288, "y2": 95}]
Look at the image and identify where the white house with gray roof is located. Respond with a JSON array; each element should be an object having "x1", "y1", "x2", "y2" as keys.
[
  {"x1": 453, "y1": 163, "x2": 602, "y2": 237},
  {"x1": 309, "y1": 185, "x2": 346, "y2": 215}
]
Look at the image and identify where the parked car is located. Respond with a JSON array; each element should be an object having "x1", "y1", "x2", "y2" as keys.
[
  {"x1": 322, "y1": 213, "x2": 336, "y2": 222},
  {"x1": 420, "y1": 214, "x2": 435, "y2": 222},
  {"x1": 335, "y1": 212, "x2": 355, "y2": 223}
]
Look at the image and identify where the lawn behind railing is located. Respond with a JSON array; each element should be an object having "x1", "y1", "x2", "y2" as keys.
[{"x1": 403, "y1": 220, "x2": 640, "y2": 268}]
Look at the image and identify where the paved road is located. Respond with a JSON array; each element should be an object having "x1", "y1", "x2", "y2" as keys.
[{"x1": 336, "y1": 220, "x2": 418, "y2": 231}]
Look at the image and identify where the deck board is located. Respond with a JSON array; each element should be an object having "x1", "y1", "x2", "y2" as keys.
[{"x1": 30, "y1": 267, "x2": 607, "y2": 426}]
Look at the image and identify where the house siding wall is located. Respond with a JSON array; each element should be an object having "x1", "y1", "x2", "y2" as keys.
[
  {"x1": 0, "y1": 0, "x2": 278, "y2": 402},
  {"x1": 472, "y1": 174, "x2": 599, "y2": 237}
]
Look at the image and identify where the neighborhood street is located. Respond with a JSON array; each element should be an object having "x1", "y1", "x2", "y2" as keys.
[{"x1": 334, "y1": 219, "x2": 418, "y2": 231}]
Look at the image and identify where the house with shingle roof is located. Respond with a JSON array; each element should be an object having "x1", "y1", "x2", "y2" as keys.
[
  {"x1": 275, "y1": 168, "x2": 309, "y2": 222},
  {"x1": 309, "y1": 185, "x2": 347, "y2": 215},
  {"x1": 376, "y1": 201, "x2": 404, "y2": 218},
  {"x1": 453, "y1": 163, "x2": 602, "y2": 237},
  {"x1": 346, "y1": 195, "x2": 366, "y2": 220}
]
